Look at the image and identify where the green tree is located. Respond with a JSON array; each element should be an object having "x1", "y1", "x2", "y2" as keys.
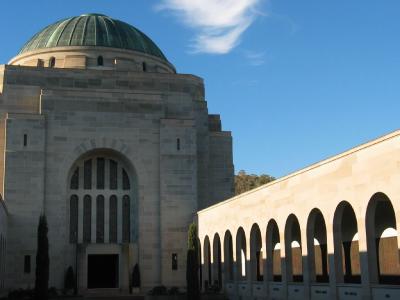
[
  {"x1": 35, "y1": 215, "x2": 49, "y2": 300},
  {"x1": 186, "y1": 223, "x2": 199, "y2": 300},
  {"x1": 234, "y1": 170, "x2": 275, "y2": 195}
]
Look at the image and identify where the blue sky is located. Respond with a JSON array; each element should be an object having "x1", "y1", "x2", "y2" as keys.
[{"x1": 1, "y1": 0, "x2": 400, "y2": 178}]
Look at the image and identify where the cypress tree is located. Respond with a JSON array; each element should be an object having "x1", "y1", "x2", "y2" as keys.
[
  {"x1": 132, "y1": 263, "x2": 141, "y2": 288},
  {"x1": 186, "y1": 223, "x2": 199, "y2": 300},
  {"x1": 35, "y1": 214, "x2": 49, "y2": 300}
]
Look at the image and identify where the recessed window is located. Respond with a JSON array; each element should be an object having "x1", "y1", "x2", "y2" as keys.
[
  {"x1": 49, "y1": 57, "x2": 56, "y2": 68},
  {"x1": 177, "y1": 138, "x2": 180, "y2": 151},
  {"x1": 24, "y1": 255, "x2": 31, "y2": 274},
  {"x1": 172, "y1": 253, "x2": 178, "y2": 270},
  {"x1": 142, "y1": 62, "x2": 147, "y2": 72},
  {"x1": 97, "y1": 56, "x2": 104, "y2": 66},
  {"x1": 23, "y1": 134, "x2": 27, "y2": 147}
]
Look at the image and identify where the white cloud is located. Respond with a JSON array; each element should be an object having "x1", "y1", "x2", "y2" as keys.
[
  {"x1": 156, "y1": 0, "x2": 263, "y2": 54},
  {"x1": 244, "y1": 50, "x2": 266, "y2": 66}
]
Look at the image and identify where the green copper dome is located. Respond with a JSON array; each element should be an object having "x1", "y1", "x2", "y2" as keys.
[{"x1": 19, "y1": 13, "x2": 168, "y2": 61}]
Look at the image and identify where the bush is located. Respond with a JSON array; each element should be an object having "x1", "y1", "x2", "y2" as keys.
[
  {"x1": 8, "y1": 288, "x2": 34, "y2": 300},
  {"x1": 132, "y1": 263, "x2": 141, "y2": 288},
  {"x1": 34, "y1": 215, "x2": 49, "y2": 300},
  {"x1": 186, "y1": 223, "x2": 199, "y2": 300},
  {"x1": 64, "y1": 266, "x2": 75, "y2": 291},
  {"x1": 167, "y1": 287, "x2": 181, "y2": 295},
  {"x1": 147, "y1": 286, "x2": 167, "y2": 295}
]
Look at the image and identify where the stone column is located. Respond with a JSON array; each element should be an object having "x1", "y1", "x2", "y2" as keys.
[
  {"x1": 326, "y1": 225, "x2": 338, "y2": 300},
  {"x1": 357, "y1": 217, "x2": 372, "y2": 300},
  {"x1": 301, "y1": 234, "x2": 311, "y2": 300}
]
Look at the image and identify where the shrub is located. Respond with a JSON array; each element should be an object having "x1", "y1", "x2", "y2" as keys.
[
  {"x1": 132, "y1": 263, "x2": 141, "y2": 288},
  {"x1": 64, "y1": 266, "x2": 75, "y2": 291},
  {"x1": 147, "y1": 286, "x2": 167, "y2": 295},
  {"x1": 186, "y1": 223, "x2": 199, "y2": 300},
  {"x1": 34, "y1": 215, "x2": 49, "y2": 300}
]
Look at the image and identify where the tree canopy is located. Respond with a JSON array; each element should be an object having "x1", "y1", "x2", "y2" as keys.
[{"x1": 234, "y1": 170, "x2": 275, "y2": 195}]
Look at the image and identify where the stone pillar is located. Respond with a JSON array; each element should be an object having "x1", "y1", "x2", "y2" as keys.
[
  {"x1": 301, "y1": 234, "x2": 311, "y2": 300},
  {"x1": 280, "y1": 230, "x2": 288, "y2": 300},
  {"x1": 326, "y1": 226, "x2": 338, "y2": 300},
  {"x1": 357, "y1": 217, "x2": 372, "y2": 300}
]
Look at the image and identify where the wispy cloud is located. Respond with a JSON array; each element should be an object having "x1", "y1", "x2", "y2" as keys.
[
  {"x1": 244, "y1": 50, "x2": 266, "y2": 66},
  {"x1": 156, "y1": 0, "x2": 264, "y2": 54}
]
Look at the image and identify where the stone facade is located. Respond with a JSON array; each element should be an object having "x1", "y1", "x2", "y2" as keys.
[
  {"x1": 0, "y1": 15, "x2": 234, "y2": 292},
  {"x1": 197, "y1": 130, "x2": 400, "y2": 300}
]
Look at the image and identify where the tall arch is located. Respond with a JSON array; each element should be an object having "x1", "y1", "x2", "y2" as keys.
[
  {"x1": 67, "y1": 149, "x2": 138, "y2": 244},
  {"x1": 366, "y1": 192, "x2": 400, "y2": 284},
  {"x1": 212, "y1": 234, "x2": 222, "y2": 289},
  {"x1": 285, "y1": 214, "x2": 303, "y2": 282},
  {"x1": 224, "y1": 230, "x2": 234, "y2": 281},
  {"x1": 250, "y1": 223, "x2": 263, "y2": 281},
  {"x1": 203, "y1": 236, "x2": 212, "y2": 289},
  {"x1": 307, "y1": 208, "x2": 329, "y2": 283},
  {"x1": 266, "y1": 219, "x2": 281, "y2": 281},
  {"x1": 333, "y1": 201, "x2": 361, "y2": 283},
  {"x1": 236, "y1": 227, "x2": 247, "y2": 280}
]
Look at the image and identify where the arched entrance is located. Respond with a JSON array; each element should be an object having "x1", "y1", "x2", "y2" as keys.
[
  {"x1": 266, "y1": 219, "x2": 281, "y2": 282},
  {"x1": 223, "y1": 231, "x2": 234, "y2": 282},
  {"x1": 67, "y1": 149, "x2": 138, "y2": 290},
  {"x1": 236, "y1": 227, "x2": 247, "y2": 281},
  {"x1": 307, "y1": 208, "x2": 329, "y2": 283},
  {"x1": 285, "y1": 214, "x2": 303, "y2": 282},
  {"x1": 212, "y1": 234, "x2": 222, "y2": 289},
  {"x1": 250, "y1": 224, "x2": 263, "y2": 282},
  {"x1": 333, "y1": 201, "x2": 360, "y2": 284},
  {"x1": 366, "y1": 192, "x2": 400, "y2": 284}
]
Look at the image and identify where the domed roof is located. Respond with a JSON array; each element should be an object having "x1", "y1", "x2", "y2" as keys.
[{"x1": 19, "y1": 13, "x2": 168, "y2": 61}]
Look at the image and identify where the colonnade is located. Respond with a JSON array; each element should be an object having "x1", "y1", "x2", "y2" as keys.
[{"x1": 199, "y1": 192, "x2": 400, "y2": 299}]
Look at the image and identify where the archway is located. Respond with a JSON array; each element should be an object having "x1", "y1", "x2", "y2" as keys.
[
  {"x1": 307, "y1": 208, "x2": 329, "y2": 283},
  {"x1": 223, "y1": 231, "x2": 234, "y2": 282},
  {"x1": 203, "y1": 236, "x2": 212, "y2": 289},
  {"x1": 266, "y1": 219, "x2": 281, "y2": 281},
  {"x1": 67, "y1": 149, "x2": 138, "y2": 289},
  {"x1": 250, "y1": 223, "x2": 263, "y2": 281},
  {"x1": 285, "y1": 214, "x2": 303, "y2": 282},
  {"x1": 236, "y1": 227, "x2": 247, "y2": 280},
  {"x1": 212, "y1": 234, "x2": 222, "y2": 289},
  {"x1": 333, "y1": 201, "x2": 361, "y2": 283},
  {"x1": 366, "y1": 192, "x2": 400, "y2": 284}
]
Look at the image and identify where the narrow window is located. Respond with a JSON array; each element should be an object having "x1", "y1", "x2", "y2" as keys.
[
  {"x1": 122, "y1": 195, "x2": 130, "y2": 243},
  {"x1": 172, "y1": 253, "x2": 178, "y2": 270},
  {"x1": 24, "y1": 255, "x2": 31, "y2": 274},
  {"x1": 97, "y1": 158, "x2": 105, "y2": 189},
  {"x1": 23, "y1": 134, "x2": 27, "y2": 147},
  {"x1": 122, "y1": 169, "x2": 130, "y2": 190},
  {"x1": 70, "y1": 168, "x2": 79, "y2": 190},
  {"x1": 142, "y1": 62, "x2": 147, "y2": 72},
  {"x1": 97, "y1": 56, "x2": 104, "y2": 66},
  {"x1": 83, "y1": 195, "x2": 92, "y2": 243},
  {"x1": 96, "y1": 195, "x2": 105, "y2": 243},
  {"x1": 177, "y1": 138, "x2": 180, "y2": 151},
  {"x1": 109, "y1": 195, "x2": 118, "y2": 243},
  {"x1": 84, "y1": 159, "x2": 92, "y2": 190},
  {"x1": 49, "y1": 57, "x2": 56, "y2": 68},
  {"x1": 109, "y1": 160, "x2": 118, "y2": 190},
  {"x1": 69, "y1": 195, "x2": 78, "y2": 243}
]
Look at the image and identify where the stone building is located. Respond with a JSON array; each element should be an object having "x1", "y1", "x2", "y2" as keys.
[
  {"x1": 198, "y1": 131, "x2": 400, "y2": 300},
  {"x1": 0, "y1": 13, "x2": 234, "y2": 292}
]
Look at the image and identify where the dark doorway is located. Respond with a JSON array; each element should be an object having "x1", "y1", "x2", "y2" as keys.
[{"x1": 87, "y1": 254, "x2": 119, "y2": 288}]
